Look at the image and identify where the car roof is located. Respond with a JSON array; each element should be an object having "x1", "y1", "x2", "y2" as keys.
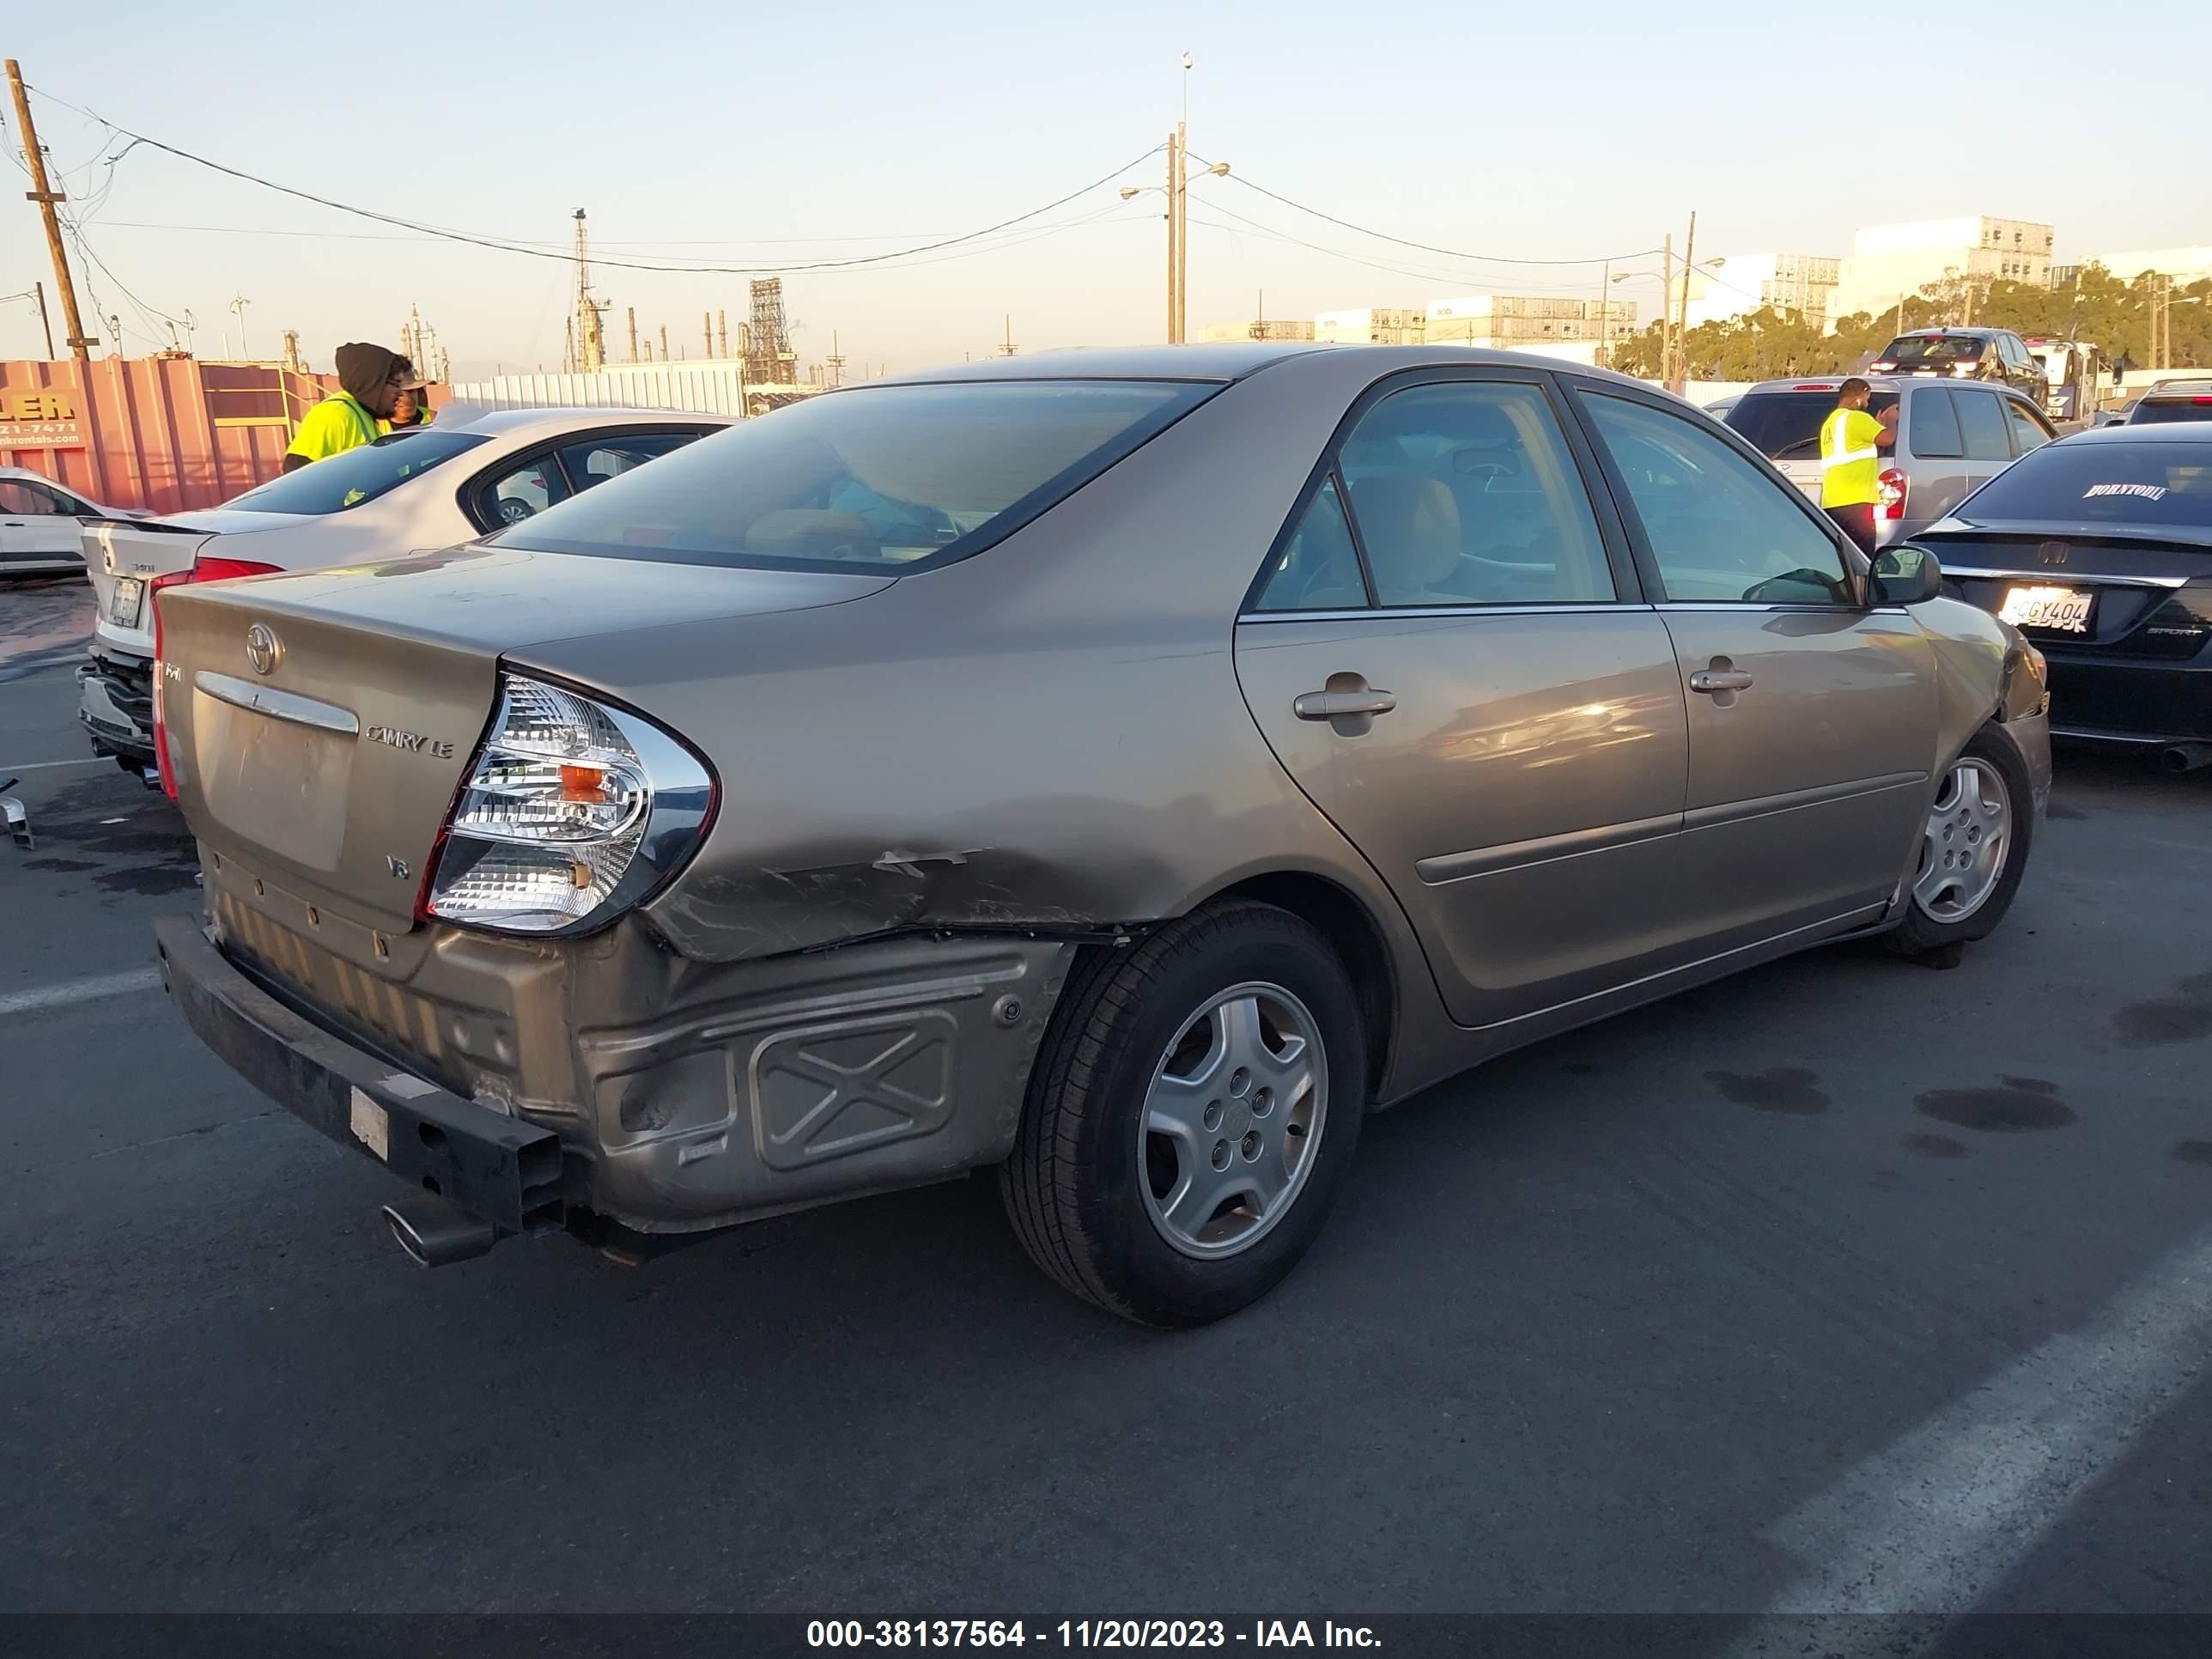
[
  {"x1": 2058, "y1": 422, "x2": 2212, "y2": 445},
  {"x1": 870, "y1": 341, "x2": 1680, "y2": 390},
  {"x1": 433, "y1": 405, "x2": 738, "y2": 438},
  {"x1": 2137, "y1": 377, "x2": 2212, "y2": 398},
  {"x1": 1887, "y1": 326, "x2": 2011, "y2": 339}
]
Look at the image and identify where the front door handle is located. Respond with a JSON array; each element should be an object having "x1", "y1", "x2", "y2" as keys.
[
  {"x1": 1688, "y1": 670, "x2": 1753, "y2": 694},
  {"x1": 1293, "y1": 690, "x2": 1398, "y2": 720}
]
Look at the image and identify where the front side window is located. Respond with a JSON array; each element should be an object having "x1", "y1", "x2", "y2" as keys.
[
  {"x1": 1955, "y1": 391, "x2": 2013, "y2": 461},
  {"x1": 497, "y1": 380, "x2": 1215, "y2": 572},
  {"x1": 0, "y1": 479, "x2": 71, "y2": 515},
  {"x1": 1334, "y1": 380, "x2": 1612, "y2": 606},
  {"x1": 1581, "y1": 393, "x2": 1850, "y2": 605},
  {"x1": 226, "y1": 429, "x2": 489, "y2": 515}
]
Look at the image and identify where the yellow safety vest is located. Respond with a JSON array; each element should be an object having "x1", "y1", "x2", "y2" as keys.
[{"x1": 1820, "y1": 407, "x2": 1884, "y2": 508}]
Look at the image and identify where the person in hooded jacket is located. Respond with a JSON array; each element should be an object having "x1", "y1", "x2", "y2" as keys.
[{"x1": 283, "y1": 343, "x2": 422, "y2": 471}]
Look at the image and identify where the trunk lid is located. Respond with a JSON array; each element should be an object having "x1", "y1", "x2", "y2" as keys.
[
  {"x1": 162, "y1": 544, "x2": 893, "y2": 928},
  {"x1": 84, "y1": 511, "x2": 311, "y2": 656}
]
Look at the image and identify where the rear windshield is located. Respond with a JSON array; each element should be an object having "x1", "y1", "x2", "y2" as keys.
[
  {"x1": 1881, "y1": 335, "x2": 1985, "y2": 363},
  {"x1": 224, "y1": 430, "x2": 489, "y2": 515},
  {"x1": 1726, "y1": 391, "x2": 1897, "y2": 460},
  {"x1": 2127, "y1": 399, "x2": 2212, "y2": 427},
  {"x1": 495, "y1": 380, "x2": 1218, "y2": 573},
  {"x1": 1958, "y1": 440, "x2": 2212, "y2": 526}
]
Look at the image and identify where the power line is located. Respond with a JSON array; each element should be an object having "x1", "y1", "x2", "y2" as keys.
[
  {"x1": 1185, "y1": 151, "x2": 1660, "y2": 269},
  {"x1": 23, "y1": 80, "x2": 1163, "y2": 277}
]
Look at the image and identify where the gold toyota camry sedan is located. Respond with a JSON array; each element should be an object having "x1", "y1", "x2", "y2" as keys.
[{"x1": 152, "y1": 345, "x2": 2051, "y2": 1325}]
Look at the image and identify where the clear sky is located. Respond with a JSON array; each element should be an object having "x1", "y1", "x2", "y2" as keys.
[{"x1": 6, "y1": 0, "x2": 2209, "y2": 380}]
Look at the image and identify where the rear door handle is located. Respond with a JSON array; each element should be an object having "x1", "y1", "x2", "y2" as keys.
[
  {"x1": 1688, "y1": 670, "x2": 1753, "y2": 694},
  {"x1": 1293, "y1": 690, "x2": 1397, "y2": 720}
]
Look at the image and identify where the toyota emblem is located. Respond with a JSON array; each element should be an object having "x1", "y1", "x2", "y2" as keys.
[{"x1": 245, "y1": 623, "x2": 282, "y2": 677}]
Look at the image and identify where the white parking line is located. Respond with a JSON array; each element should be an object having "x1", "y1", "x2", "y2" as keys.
[
  {"x1": 0, "y1": 757, "x2": 110, "y2": 773},
  {"x1": 0, "y1": 966, "x2": 163, "y2": 1018},
  {"x1": 1733, "y1": 1220, "x2": 2212, "y2": 1645}
]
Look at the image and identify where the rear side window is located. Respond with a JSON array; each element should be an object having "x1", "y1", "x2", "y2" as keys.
[
  {"x1": 1908, "y1": 390, "x2": 1965, "y2": 459},
  {"x1": 1955, "y1": 392, "x2": 2012, "y2": 461},
  {"x1": 1960, "y1": 441, "x2": 2212, "y2": 526},
  {"x1": 225, "y1": 430, "x2": 489, "y2": 514},
  {"x1": 1335, "y1": 380, "x2": 1613, "y2": 606},
  {"x1": 496, "y1": 380, "x2": 1215, "y2": 572},
  {"x1": 1253, "y1": 477, "x2": 1367, "y2": 611},
  {"x1": 1728, "y1": 391, "x2": 1897, "y2": 461}
]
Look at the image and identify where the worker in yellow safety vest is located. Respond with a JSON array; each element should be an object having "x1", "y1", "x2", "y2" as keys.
[
  {"x1": 283, "y1": 343, "x2": 422, "y2": 471},
  {"x1": 1819, "y1": 377, "x2": 1899, "y2": 558}
]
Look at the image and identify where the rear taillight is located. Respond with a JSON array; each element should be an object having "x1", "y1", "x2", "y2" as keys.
[
  {"x1": 148, "y1": 557, "x2": 283, "y2": 800},
  {"x1": 1878, "y1": 468, "x2": 1907, "y2": 521},
  {"x1": 423, "y1": 673, "x2": 714, "y2": 935}
]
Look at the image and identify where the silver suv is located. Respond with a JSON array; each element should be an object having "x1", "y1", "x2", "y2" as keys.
[{"x1": 1724, "y1": 376, "x2": 2057, "y2": 546}]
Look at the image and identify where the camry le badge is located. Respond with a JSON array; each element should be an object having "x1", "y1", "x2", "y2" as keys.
[
  {"x1": 245, "y1": 623, "x2": 282, "y2": 677},
  {"x1": 366, "y1": 724, "x2": 457, "y2": 760}
]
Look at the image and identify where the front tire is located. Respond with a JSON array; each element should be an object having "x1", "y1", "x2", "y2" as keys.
[
  {"x1": 1887, "y1": 725, "x2": 2033, "y2": 957},
  {"x1": 1000, "y1": 901, "x2": 1366, "y2": 1327}
]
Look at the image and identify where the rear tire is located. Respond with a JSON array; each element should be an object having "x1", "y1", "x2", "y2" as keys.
[
  {"x1": 1000, "y1": 901, "x2": 1365, "y2": 1327},
  {"x1": 1887, "y1": 724, "x2": 2033, "y2": 957}
]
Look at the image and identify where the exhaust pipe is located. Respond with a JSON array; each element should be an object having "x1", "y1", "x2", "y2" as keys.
[
  {"x1": 381, "y1": 1194, "x2": 499, "y2": 1268},
  {"x1": 2160, "y1": 743, "x2": 2212, "y2": 775}
]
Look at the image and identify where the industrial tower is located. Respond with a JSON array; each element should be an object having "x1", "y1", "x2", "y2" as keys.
[
  {"x1": 570, "y1": 210, "x2": 607, "y2": 373},
  {"x1": 745, "y1": 278, "x2": 796, "y2": 387}
]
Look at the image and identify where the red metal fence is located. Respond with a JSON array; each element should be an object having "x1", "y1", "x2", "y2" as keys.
[{"x1": 1, "y1": 356, "x2": 341, "y2": 514}]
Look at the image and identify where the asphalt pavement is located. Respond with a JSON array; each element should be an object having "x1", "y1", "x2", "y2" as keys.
[{"x1": 3, "y1": 575, "x2": 2209, "y2": 1628}]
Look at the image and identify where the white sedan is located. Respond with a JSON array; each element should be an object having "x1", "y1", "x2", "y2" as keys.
[
  {"x1": 0, "y1": 465, "x2": 147, "y2": 577},
  {"x1": 78, "y1": 405, "x2": 732, "y2": 774}
]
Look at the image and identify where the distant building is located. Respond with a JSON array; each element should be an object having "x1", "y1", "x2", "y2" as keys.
[
  {"x1": 1828, "y1": 216, "x2": 2056, "y2": 327},
  {"x1": 1419, "y1": 294, "x2": 1634, "y2": 348},
  {"x1": 1679, "y1": 252, "x2": 1841, "y2": 329},
  {"x1": 1195, "y1": 319, "x2": 1317, "y2": 343},
  {"x1": 1312, "y1": 307, "x2": 1427, "y2": 344},
  {"x1": 2053, "y1": 245, "x2": 2212, "y2": 287}
]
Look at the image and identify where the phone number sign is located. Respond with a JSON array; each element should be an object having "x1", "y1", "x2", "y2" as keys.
[{"x1": 0, "y1": 392, "x2": 86, "y2": 448}]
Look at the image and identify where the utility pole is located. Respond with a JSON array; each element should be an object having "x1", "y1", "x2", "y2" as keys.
[
  {"x1": 717, "y1": 308, "x2": 728, "y2": 358},
  {"x1": 1164, "y1": 130, "x2": 1180, "y2": 343},
  {"x1": 1672, "y1": 211, "x2": 1696, "y2": 394},
  {"x1": 1659, "y1": 234, "x2": 1673, "y2": 388},
  {"x1": 659, "y1": 324, "x2": 669, "y2": 363},
  {"x1": 230, "y1": 295, "x2": 251, "y2": 362},
  {"x1": 825, "y1": 330, "x2": 846, "y2": 386},
  {"x1": 32, "y1": 280, "x2": 54, "y2": 359},
  {"x1": 627, "y1": 306, "x2": 638, "y2": 363},
  {"x1": 1000, "y1": 315, "x2": 1018, "y2": 356},
  {"x1": 1599, "y1": 258, "x2": 1610, "y2": 367},
  {"x1": 7, "y1": 59, "x2": 95, "y2": 358}
]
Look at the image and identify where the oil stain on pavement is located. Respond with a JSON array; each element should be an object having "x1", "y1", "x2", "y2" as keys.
[
  {"x1": 1903, "y1": 1132, "x2": 1971, "y2": 1158},
  {"x1": 2172, "y1": 1140, "x2": 2212, "y2": 1168},
  {"x1": 2112, "y1": 969, "x2": 2212, "y2": 1048},
  {"x1": 1916, "y1": 1076, "x2": 2077, "y2": 1133},
  {"x1": 1708, "y1": 1066, "x2": 1829, "y2": 1115}
]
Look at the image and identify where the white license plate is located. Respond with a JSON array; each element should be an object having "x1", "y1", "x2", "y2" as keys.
[
  {"x1": 106, "y1": 577, "x2": 144, "y2": 629},
  {"x1": 1997, "y1": 583, "x2": 2093, "y2": 633}
]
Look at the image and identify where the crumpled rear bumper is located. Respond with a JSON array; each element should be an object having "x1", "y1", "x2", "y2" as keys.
[{"x1": 155, "y1": 915, "x2": 565, "y2": 1236}]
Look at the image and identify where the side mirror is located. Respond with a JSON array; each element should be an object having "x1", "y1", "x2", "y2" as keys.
[{"x1": 1869, "y1": 543, "x2": 1942, "y2": 606}]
